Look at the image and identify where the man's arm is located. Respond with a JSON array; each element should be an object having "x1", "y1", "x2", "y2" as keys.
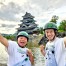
[
  {"x1": 40, "y1": 45, "x2": 45, "y2": 56},
  {"x1": 64, "y1": 37, "x2": 66, "y2": 47},
  {"x1": 38, "y1": 35, "x2": 48, "y2": 56},
  {"x1": 0, "y1": 34, "x2": 8, "y2": 48},
  {"x1": 27, "y1": 49, "x2": 34, "y2": 65}
]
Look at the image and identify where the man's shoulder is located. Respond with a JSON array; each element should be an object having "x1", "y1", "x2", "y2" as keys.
[{"x1": 8, "y1": 40, "x2": 17, "y2": 46}]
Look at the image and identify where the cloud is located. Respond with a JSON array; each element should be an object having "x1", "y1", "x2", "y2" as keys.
[
  {"x1": 0, "y1": 0, "x2": 66, "y2": 34},
  {"x1": 1, "y1": 24, "x2": 15, "y2": 28},
  {"x1": 0, "y1": 2, "x2": 22, "y2": 21},
  {"x1": 0, "y1": 0, "x2": 66, "y2": 22},
  {"x1": 29, "y1": 0, "x2": 66, "y2": 10},
  {"x1": 0, "y1": 20, "x2": 21, "y2": 34}
]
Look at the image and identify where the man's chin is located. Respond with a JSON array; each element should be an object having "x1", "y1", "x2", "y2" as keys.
[
  {"x1": 18, "y1": 44, "x2": 25, "y2": 48},
  {"x1": 49, "y1": 38, "x2": 54, "y2": 41}
]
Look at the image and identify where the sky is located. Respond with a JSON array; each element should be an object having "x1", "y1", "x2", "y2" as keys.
[{"x1": 0, "y1": 0, "x2": 66, "y2": 34}]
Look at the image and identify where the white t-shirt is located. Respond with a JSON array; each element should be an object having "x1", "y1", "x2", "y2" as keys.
[
  {"x1": 7, "y1": 40, "x2": 31, "y2": 66},
  {"x1": 45, "y1": 37, "x2": 66, "y2": 66}
]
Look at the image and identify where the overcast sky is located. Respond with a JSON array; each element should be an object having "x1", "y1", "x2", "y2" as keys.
[{"x1": 0, "y1": 0, "x2": 66, "y2": 34}]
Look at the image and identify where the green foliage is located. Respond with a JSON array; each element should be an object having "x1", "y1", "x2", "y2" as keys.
[
  {"x1": 50, "y1": 15, "x2": 59, "y2": 24},
  {"x1": 4, "y1": 35, "x2": 16, "y2": 41},
  {"x1": 58, "y1": 20, "x2": 66, "y2": 32},
  {"x1": 39, "y1": 27, "x2": 44, "y2": 34}
]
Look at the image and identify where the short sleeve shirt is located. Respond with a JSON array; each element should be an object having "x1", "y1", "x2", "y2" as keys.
[
  {"x1": 7, "y1": 40, "x2": 31, "y2": 66},
  {"x1": 46, "y1": 37, "x2": 66, "y2": 66}
]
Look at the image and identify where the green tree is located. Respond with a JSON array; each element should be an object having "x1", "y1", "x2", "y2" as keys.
[
  {"x1": 39, "y1": 27, "x2": 43, "y2": 34},
  {"x1": 50, "y1": 15, "x2": 59, "y2": 24},
  {"x1": 58, "y1": 20, "x2": 66, "y2": 32},
  {"x1": 4, "y1": 35, "x2": 16, "y2": 40}
]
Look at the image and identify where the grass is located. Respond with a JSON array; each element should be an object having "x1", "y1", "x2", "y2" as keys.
[{"x1": 26, "y1": 34, "x2": 43, "y2": 48}]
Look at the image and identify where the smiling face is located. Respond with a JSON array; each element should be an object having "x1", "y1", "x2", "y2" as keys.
[
  {"x1": 17, "y1": 36, "x2": 28, "y2": 48},
  {"x1": 45, "y1": 29, "x2": 56, "y2": 41}
]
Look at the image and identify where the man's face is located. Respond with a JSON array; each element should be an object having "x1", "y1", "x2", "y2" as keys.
[
  {"x1": 45, "y1": 29, "x2": 55, "y2": 41},
  {"x1": 17, "y1": 36, "x2": 27, "y2": 47}
]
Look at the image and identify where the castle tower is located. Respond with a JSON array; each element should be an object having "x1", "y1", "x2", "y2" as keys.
[{"x1": 17, "y1": 12, "x2": 38, "y2": 34}]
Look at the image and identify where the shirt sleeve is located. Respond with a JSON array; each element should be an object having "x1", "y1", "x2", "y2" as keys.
[
  {"x1": 62, "y1": 38, "x2": 66, "y2": 50},
  {"x1": 7, "y1": 40, "x2": 17, "y2": 55},
  {"x1": 57, "y1": 38, "x2": 65, "y2": 53},
  {"x1": 55, "y1": 38, "x2": 66, "y2": 64}
]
